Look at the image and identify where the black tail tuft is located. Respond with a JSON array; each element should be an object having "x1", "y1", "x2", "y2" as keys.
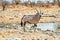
[{"x1": 21, "y1": 21, "x2": 23, "y2": 27}]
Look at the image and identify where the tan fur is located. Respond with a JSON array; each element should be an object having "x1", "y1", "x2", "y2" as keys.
[{"x1": 21, "y1": 10, "x2": 43, "y2": 32}]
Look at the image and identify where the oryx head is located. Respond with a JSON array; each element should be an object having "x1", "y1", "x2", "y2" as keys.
[{"x1": 36, "y1": 9, "x2": 43, "y2": 16}]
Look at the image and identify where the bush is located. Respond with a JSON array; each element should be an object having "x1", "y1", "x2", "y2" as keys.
[{"x1": 12, "y1": 0, "x2": 20, "y2": 5}]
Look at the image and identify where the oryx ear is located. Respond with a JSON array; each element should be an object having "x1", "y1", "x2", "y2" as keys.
[{"x1": 40, "y1": 11, "x2": 43, "y2": 15}]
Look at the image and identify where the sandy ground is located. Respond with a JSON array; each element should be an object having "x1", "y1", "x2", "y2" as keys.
[
  {"x1": 0, "y1": 5, "x2": 60, "y2": 40},
  {"x1": 0, "y1": 27, "x2": 60, "y2": 40}
]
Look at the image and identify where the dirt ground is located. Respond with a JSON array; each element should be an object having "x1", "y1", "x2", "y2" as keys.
[
  {"x1": 0, "y1": 27, "x2": 60, "y2": 40},
  {"x1": 0, "y1": 5, "x2": 60, "y2": 40}
]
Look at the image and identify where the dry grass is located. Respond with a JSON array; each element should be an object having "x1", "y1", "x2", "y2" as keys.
[{"x1": 0, "y1": 5, "x2": 60, "y2": 23}]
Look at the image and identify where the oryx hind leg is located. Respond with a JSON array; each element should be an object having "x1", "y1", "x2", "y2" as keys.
[
  {"x1": 23, "y1": 22, "x2": 27, "y2": 32},
  {"x1": 34, "y1": 24, "x2": 37, "y2": 32},
  {"x1": 30, "y1": 24, "x2": 37, "y2": 32}
]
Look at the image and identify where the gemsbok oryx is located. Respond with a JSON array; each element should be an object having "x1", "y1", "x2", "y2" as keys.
[{"x1": 21, "y1": 9, "x2": 43, "y2": 32}]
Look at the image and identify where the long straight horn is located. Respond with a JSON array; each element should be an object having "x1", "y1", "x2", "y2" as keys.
[
  {"x1": 40, "y1": 10, "x2": 41, "y2": 13},
  {"x1": 34, "y1": 8, "x2": 39, "y2": 13},
  {"x1": 35, "y1": 9, "x2": 39, "y2": 13}
]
